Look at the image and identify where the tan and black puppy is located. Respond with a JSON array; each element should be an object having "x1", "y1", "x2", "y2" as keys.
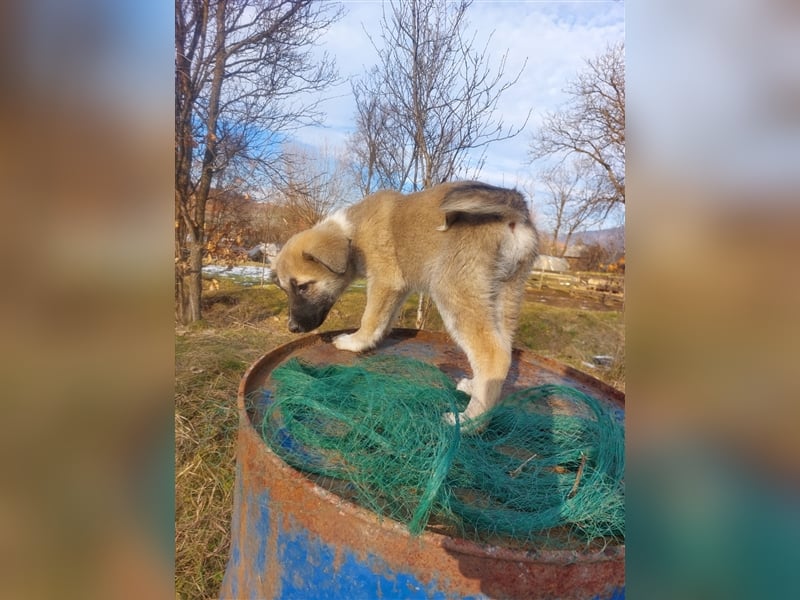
[{"x1": 272, "y1": 181, "x2": 538, "y2": 425}]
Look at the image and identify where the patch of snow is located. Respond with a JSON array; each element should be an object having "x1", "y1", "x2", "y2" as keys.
[{"x1": 203, "y1": 264, "x2": 273, "y2": 286}]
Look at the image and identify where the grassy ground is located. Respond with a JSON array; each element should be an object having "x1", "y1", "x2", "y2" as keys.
[{"x1": 175, "y1": 275, "x2": 624, "y2": 599}]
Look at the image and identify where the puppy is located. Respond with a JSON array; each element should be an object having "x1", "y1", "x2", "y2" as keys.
[{"x1": 272, "y1": 181, "x2": 538, "y2": 425}]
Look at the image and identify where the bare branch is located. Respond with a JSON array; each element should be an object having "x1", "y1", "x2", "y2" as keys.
[
  {"x1": 349, "y1": 0, "x2": 528, "y2": 192},
  {"x1": 530, "y1": 42, "x2": 625, "y2": 210}
]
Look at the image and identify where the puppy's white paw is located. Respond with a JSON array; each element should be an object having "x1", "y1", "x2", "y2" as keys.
[
  {"x1": 456, "y1": 378, "x2": 473, "y2": 395},
  {"x1": 333, "y1": 333, "x2": 371, "y2": 353},
  {"x1": 442, "y1": 410, "x2": 487, "y2": 434},
  {"x1": 443, "y1": 411, "x2": 460, "y2": 426}
]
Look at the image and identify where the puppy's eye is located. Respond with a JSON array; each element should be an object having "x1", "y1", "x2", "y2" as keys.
[{"x1": 292, "y1": 280, "x2": 313, "y2": 294}]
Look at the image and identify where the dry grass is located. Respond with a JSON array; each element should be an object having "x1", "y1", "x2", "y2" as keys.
[
  {"x1": 517, "y1": 293, "x2": 626, "y2": 392},
  {"x1": 175, "y1": 275, "x2": 624, "y2": 599},
  {"x1": 175, "y1": 325, "x2": 258, "y2": 598}
]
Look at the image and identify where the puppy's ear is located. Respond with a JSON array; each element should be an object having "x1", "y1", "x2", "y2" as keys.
[{"x1": 302, "y1": 227, "x2": 350, "y2": 275}]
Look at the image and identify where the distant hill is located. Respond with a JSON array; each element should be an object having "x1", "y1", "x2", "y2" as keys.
[{"x1": 562, "y1": 225, "x2": 625, "y2": 249}]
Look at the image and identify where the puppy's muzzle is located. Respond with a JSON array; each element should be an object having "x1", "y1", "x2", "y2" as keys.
[{"x1": 287, "y1": 297, "x2": 333, "y2": 333}]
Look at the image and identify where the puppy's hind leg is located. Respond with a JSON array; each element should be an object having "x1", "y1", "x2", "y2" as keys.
[
  {"x1": 457, "y1": 281, "x2": 528, "y2": 425},
  {"x1": 496, "y1": 274, "x2": 528, "y2": 352},
  {"x1": 437, "y1": 303, "x2": 512, "y2": 427},
  {"x1": 333, "y1": 281, "x2": 408, "y2": 353},
  {"x1": 446, "y1": 338, "x2": 511, "y2": 427},
  {"x1": 450, "y1": 264, "x2": 529, "y2": 420}
]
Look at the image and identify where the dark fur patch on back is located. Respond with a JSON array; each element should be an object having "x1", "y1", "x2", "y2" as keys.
[{"x1": 440, "y1": 182, "x2": 529, "y2": 223}]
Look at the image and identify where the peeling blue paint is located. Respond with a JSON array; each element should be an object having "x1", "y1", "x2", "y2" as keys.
[
  {"x1": 279, "y1": 533, "x2": 455, "y2": 599},
  {"x1": 221, "y1": 485, "x2": 623, "y2": 599},
  {"x1": 254, "y1": 494, "x2": 271, "y2": 574},
  {"x1": 220, "y1": 488, "x2": 480, "y2": 599},
  {"x1": 221, "y1": 462, "x2": 243, "y2": 600},
  {"x1": 596, "y1": 587, "x2": 625, "y2": 600}
]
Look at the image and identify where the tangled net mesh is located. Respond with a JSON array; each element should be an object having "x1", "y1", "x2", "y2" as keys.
[{"x1": 253, "y1": 355, "x2": 624, "y2": 549}]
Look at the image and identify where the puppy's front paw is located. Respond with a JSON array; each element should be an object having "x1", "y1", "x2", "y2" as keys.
[{"x1": 333, "y1": 332, "x2": 371, "y2": 353}]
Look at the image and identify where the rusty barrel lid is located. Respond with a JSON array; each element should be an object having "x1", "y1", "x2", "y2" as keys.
[{"x1": 221, "y1": 329, "x2": 625, "y2": 600}]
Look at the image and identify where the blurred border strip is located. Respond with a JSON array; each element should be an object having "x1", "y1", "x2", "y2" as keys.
[
  {"x1": 628, "y1": 0, "x2": 800, "y2": 598},
  {"x1": 0, "y1": 1, "x2": 174, "y2": 599}
]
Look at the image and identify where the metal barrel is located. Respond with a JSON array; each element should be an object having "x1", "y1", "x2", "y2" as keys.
[{"x1": 220, "y1": 329, "x2": 625, "y2": 599}]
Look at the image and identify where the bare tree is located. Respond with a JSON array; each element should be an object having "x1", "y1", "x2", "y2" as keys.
[
  {"x1": 540, "y1": 157, "x2": 609, "y2": 257},
  {"x1": 530, "y1": 42, "x2": 625, "y2": 211},
  {"x1": 347, "y1": 84, "x2": 408, "y2": 196},
  {"x1": 350, "y1": 0, "x2": 528, "y2": 195},
  {"x1": 349, "y1": 0, "x2": 529, "y2": 326},
  {"x1": 175, "y1": 0, "x2": 342, "y2": 323},
  {"x1": 276, "y1": 143, "x2": 353, "y2": 233}
]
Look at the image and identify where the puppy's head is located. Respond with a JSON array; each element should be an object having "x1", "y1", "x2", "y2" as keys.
[{"x1": 273, "y1": 224, "x2": 352, "y2": 333}]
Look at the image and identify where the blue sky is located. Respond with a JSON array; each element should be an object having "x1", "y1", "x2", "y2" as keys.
[{"x1": 290, "y1": 0, "x2": 625, "y2": 227}]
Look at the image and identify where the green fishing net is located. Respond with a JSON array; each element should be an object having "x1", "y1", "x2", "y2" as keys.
[{"x1": 255, "y1": 355, "x2": 624, "y2": 548}]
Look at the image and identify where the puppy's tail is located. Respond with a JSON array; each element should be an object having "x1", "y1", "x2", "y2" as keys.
[{"x1": 440, "y1": 182, "x2": 531, "y2": 223}]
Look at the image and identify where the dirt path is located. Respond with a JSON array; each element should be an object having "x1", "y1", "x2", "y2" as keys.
[{"x1": 525, "y1": 285, "x2": 623, "y2": 312}]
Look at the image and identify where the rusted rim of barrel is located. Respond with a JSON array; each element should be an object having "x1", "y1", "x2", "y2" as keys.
[{"x1": 237, "y1": 328, "x2": 625, "y2": 565}]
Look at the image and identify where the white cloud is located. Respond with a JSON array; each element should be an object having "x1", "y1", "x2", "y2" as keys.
[{"x1": 290, "y1": 1, "x2": 624, "y2": 190}]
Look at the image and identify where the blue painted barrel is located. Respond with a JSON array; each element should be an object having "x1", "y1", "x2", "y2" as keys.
[{"x1": 219, "y1": 329, "x2": 625, "y2": 599}]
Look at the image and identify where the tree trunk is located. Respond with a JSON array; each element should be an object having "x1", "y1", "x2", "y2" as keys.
[
  {"x1": 175, "y1": 270, "x2": 186, "y2": 324},
  {"x1": 186, "y1": 240, "x2": 203, "y2": 323},
  {"x1": 175, "y1": 215, "x2": 203, "y2": 324},
  {"x1": 175, "y1": 235, "x2": 186, "y2": 324}
]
